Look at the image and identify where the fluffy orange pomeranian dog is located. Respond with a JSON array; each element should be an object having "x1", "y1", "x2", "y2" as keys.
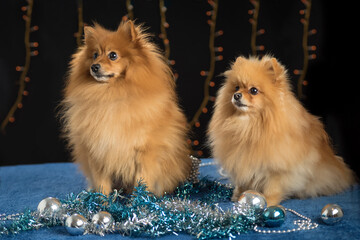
[
  {"x1": 60, "y1": 20, "x2": 191, "y2": 196},
  {"x1": 208, "y1": 55, "x2": 356, "y2": 206}
]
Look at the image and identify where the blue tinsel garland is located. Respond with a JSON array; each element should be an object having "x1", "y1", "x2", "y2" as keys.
[{"x1": 0, "y1": 179, "x2": 257, "y2": 239}]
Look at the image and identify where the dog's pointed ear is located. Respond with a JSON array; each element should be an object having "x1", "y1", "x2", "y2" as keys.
[
  {"x1": 270, "y1": 58, "x2": 283, "y2": 77},
  {"x1": 84, "y1": 26, "x2": 96, "y2": 43},
  {"x1": 223, "y1": 56, "x2": 245, "y2": 79},
  {"x1": 264, "y1": 57, "x2": 285, "y2": 83},
  {"x1": 119, "y1": 20, "x2": 137, "y2": 42},
  {"x1": 234, "y1": 56, "x2": 246, "y2": 65}
]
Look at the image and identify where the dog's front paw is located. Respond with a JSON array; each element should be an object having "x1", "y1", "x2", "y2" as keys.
[
  {"x1": 264, "y1": 194, "x2": 282, "y2": 207},
  {"x1": 231, "y1": 186, "x2": 245, "y2": 202}
]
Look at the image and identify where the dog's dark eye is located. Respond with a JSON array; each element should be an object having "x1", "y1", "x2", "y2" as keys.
[
  {"x1": 93, "y1": 52, "x2": 98, "y2": 59},
  {"x1": 249, "y1": 87, "x2": 258, "y2": 95},
  {"x1": 235, "y1": 86, "x2": 240, "y2": 91},
  {"x1": 108, "y1": 52, "x2": 118, "y2": 61}
]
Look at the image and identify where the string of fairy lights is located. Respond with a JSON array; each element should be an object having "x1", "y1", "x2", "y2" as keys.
[
  {"x1": 159, "y1": 0, "x2": 170, "y2": 60},
  {"x1": 124, "y1": 0, "x2": 134, "y2": 21},
  {"x1": 158, "y1": 0, "x2": 178, "y2": 80},
  {"x1": 75, "y1": 0, "x2": 84, "y2": 47},
  {"x1": 249, "y1": 0, "x2": 264, "y2": 56},
  {"x1": 188, "y1": 0, "x2": 222, "y2": 157},
  {"x1": 189, "y1": 0, "x2": 220, "y2": 129},
  {"x1": 1, "y1": 0, "x2": 38, "y2": 134},
  {"x1": 1, "y1": 0, "x2": 317, "y2": 158},
  {"x1": 296, "y1": 0, "x2": 316, "y2": 99}
]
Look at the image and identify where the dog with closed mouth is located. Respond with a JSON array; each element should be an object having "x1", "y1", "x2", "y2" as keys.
[
  {"x1": 60, "y1": 21, "x2": 191, "y2": 196},
  {"x1": 208, "y1": 55, "x2": 356, "y2": 206}
]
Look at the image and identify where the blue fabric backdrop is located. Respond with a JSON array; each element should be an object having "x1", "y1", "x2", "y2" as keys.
[{"x1": 0, "y1": 159, "x2": 359, "y2": 239}]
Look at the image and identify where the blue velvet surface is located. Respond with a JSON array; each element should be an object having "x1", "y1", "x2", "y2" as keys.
[{"x1": 0, "y1": 159, "x2": 359, "y2": 239}]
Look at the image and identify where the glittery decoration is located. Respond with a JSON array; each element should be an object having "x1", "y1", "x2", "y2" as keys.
[
  {"x1": 238, "y1": 190, "x2": 267, "y2": 218},
  {"x1": 262, "y1": 205, "x2": 286, "y2": 227},
  {"x1": 187, "y1": 155, "x2": 201, "y2": 183},
  {"x1": 254, "y1": 207, "x2": 318, "y2": 233},
  {"x1": 37, "y1": 197, "x2": 62, "y2": 218},
  {"x1": 90, "y1": 211, "x2": 114, "y2": 236},
  {"x1": 65, "y1": 214, "x2": 88, "y2": 235},
  {"x1": 0, "y1": 210, "x2": 42, "y2": 235},
  {"x1": 0, "y1": 179, "x2": 257, "y2": 238},
  {"x1": 321, "y1": 204, "x2": 344, "y2": 225}
]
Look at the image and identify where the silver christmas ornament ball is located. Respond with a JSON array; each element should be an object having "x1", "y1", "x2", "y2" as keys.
[
  {"x1": 37, "y1": 197, "x2": 62, "y2": 217},
  {"x1": 321, "y1": 204, "x2": 344, "y2": 225},
  {"x1": 92, "y1": 211, "x2": 114, "y2": 230},
  {"x1": 65, "y1": 214, "x2": 88, "y2": 235},
  {"x1": 238, "y1": 190, "x2": 267, "y2": 217}
]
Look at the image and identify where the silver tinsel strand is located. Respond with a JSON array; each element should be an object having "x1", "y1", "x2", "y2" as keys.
[
  {"x1": 1, "y1": 177, "x2": 257, "y2": 238},
  {"x1": 0, "y1": 157, "x2": 318, "y2": 238}
]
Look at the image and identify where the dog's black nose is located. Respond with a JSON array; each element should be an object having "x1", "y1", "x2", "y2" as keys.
[
  {"x1": 233, "y1": 92, "x2": 242, "y2": 101},
  {"x1": 91, "y1": 64, "x2": 100, "y2": 73}
]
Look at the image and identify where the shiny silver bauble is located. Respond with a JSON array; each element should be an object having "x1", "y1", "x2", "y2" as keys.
[
  {"x1": 321, "y1": 204, "x2": 344, "y2": 225},
  {"x1": 92, "y1": 211, "x2": 114, "y2": 231},
  {"x1": 65, "y1": 214, "x2": 88, "y2": 235},
  {"x1": 37, "y1": 197, "x2": 62, "y2": 217},
  {"x1": 238, "y1": 190, "x2": 267, "y2": 217}
]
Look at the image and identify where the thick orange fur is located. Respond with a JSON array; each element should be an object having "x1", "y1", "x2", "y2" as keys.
[
  {"x1": 208, "y1": 55, "x2": 356, "y2": 206},
  {"x1": 60, "y1": 21, "x2": 191, "y2": 196}
]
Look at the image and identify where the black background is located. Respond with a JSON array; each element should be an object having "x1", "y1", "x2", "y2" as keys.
[{"x1": 0, "y1": 0, "x2": 359, "y2": 177}]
